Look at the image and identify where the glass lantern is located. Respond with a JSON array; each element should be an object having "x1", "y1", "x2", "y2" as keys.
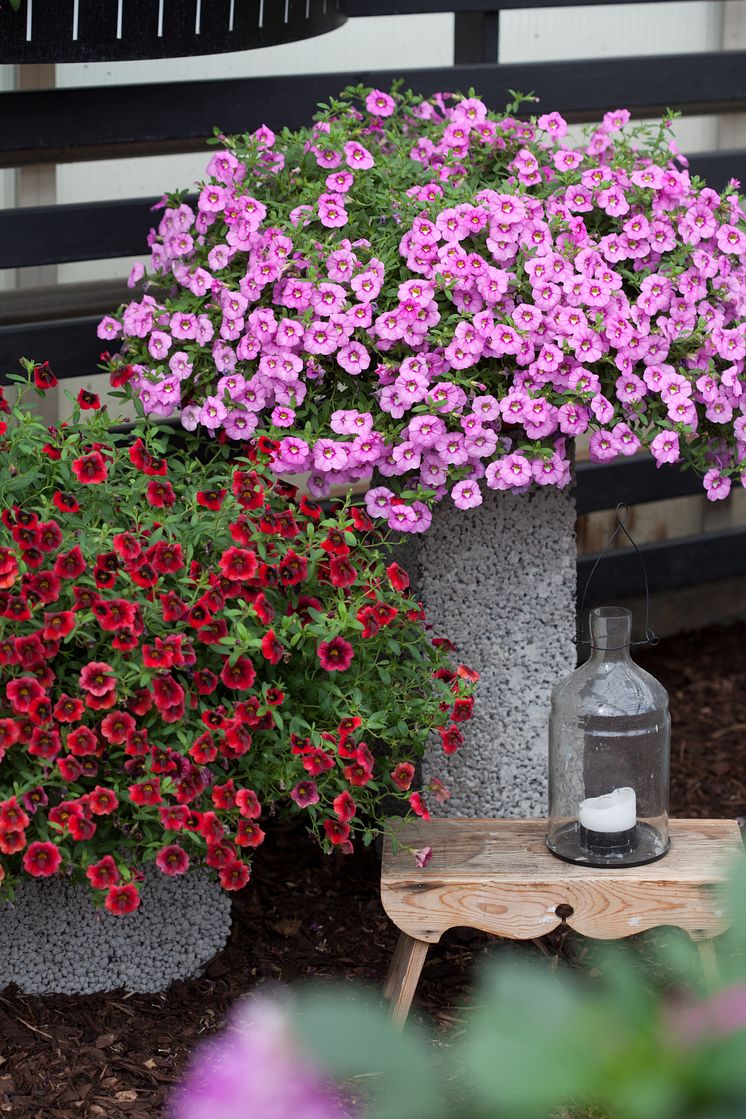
[{"x1": 546, "y1": 606, "x2": 670, "y2": 867}]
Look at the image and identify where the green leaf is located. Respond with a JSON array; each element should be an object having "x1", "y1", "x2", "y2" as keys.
[{"x1": 296, "y1": 986, "x2": 445, "y2": 1119}]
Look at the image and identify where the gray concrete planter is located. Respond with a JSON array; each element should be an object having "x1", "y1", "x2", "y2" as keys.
[
  {"x1": 410, "y1": 486, "x2": 577, "y2": 818},
  {"x1": 0, "y1": 870, "x2": 231, "y2": 994}
]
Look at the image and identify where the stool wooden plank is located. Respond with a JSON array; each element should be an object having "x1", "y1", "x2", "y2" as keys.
[{"x1": 381, "y1": 818, "x2": 743, "y2": 1027}]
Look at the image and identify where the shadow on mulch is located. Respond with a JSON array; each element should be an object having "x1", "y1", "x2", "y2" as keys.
[{"x1": 1, "y1": 620, "x2": 744, "y2": 1118}]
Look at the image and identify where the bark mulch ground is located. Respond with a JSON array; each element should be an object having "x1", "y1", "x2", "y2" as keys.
[{"x1": 0, "y1": 620, "x2": 744, "y2": 1118}]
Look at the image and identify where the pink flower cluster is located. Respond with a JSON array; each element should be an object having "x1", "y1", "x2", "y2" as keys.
[{"x1": 103, "y1": 88, "x2": 746, "y2": 527}]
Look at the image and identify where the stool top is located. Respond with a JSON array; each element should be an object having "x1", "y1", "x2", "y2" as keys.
[
  {"x1": 381, "y1": 818, "x2": 744, "y2": 942},
  {"x1": 383, "y1": 818, "x2": 742, "y2": 882}
]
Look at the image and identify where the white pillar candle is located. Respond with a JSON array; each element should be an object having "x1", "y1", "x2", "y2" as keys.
[{"x1": 578, "y1": 787, "x2": 637, "y2": 834}]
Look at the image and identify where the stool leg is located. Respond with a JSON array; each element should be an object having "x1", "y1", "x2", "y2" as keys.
[
  {"x1": 696, "y1": 938, "x2": 721, "y2": 988},
  {"x1": 384, "y1": 932, "x2": 429, "y2": 1030}
]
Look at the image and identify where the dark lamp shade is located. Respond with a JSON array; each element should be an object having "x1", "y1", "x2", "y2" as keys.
[{"x1": 1, "y1": 0, "x2": 347, "y2": 63}]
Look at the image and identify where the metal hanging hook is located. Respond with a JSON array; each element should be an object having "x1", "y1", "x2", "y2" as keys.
[{"x1": 576, "y1": 503, "x2": 659, "y2": 650}]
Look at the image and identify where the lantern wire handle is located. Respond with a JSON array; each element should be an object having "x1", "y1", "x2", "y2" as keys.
[{"x1": 576, "y1": 503, "x2": 658, "y2": 650}]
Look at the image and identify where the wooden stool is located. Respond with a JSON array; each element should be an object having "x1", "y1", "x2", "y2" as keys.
[{"x1": 381, "y1": 818, "x2": 744, "y2": 1028}]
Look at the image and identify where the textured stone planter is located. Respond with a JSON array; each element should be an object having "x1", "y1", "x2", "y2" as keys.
[
  {"x1": 409, "y1": 486, "x2": 576, "y2": 818},
  {"x1": 0, "y1": 871, "x2": 231, "y2": 994}
]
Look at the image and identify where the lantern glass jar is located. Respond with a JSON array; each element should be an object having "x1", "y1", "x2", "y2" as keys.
[{"x1": 546, "y1": 606, "x2": 670, "y2": 867}]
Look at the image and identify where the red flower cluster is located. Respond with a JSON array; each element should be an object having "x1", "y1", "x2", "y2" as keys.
[{"x1": 0, "y1": 383, "x2": 476, "y2": 909}]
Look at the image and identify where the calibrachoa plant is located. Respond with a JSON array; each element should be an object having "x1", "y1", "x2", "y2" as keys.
[
  {"x1": 0, "y1": 365, "x2": 475, "y2": 913},
  {"x1": 102, "y1": 84, "x2": 746, "y2": 528}
]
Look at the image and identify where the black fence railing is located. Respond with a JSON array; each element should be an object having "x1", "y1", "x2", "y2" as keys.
[{"x1": 2, "y1": 0, "x2": 745, "y2": 602}]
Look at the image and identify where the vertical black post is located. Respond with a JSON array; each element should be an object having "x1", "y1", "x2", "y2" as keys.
[{"x1": 454, "y1": 10, "x2": 499, "y2": 64}]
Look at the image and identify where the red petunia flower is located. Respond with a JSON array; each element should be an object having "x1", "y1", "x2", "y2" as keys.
[
  {"x1": 27, "y1": 696, "x2": 53, "y2": 725},
  {"x1": 0, "y1": 828, "x2": 26, "y2": 854},
  {"x1": 439, "y1": 724, "x2": 465, "y2": 755},
  {"x1": 220, "y1": 655, "x2": 256, "y2": 690},
  {"x1": 5, "y1": 676, "x2": 45, "y2": 713},
  {"x1": 409, "y1": 792, "x2": 430, "y2": 820},
  {"x1": 290, "y1": 780, "x2": 319, "y2": 808},
  {"x1": 51, "y1": 492, "x2": 80, "y2": 516},
  {"x1": 105, "y1": 883, "x2": 141, "y2": 915},
  {"x1": 159, "y1": 590, "x2": 187, "y2": 623},
  {"x1": 219, "y1": 547, "x2": 258, "y2": 582},
  {"x1": 333, "y1": 791, "x2": 357, "y2": 823},
  {"x1": 317, "y1": 636, "x2": 354, "y2": 672},
  {"x1": 301, "y1": 749, "x2": 335, "y2": 777},
  {"x1": 28, "y1": 726, "x2": 61, "y2": 759},
  {"x1": 321, "y1": 528, "x2": 350, "y2": 557},
  {"x1": 88, "y1": 786, "x2": 119, "y2": 815},
  {"x1": 86, "y1": 854, "x2": 120, "y2": 889},
  {"x1": 299, "y1": 495, "x2": 322, "y2": 521},
  {"x1": 452, "y1": 696, "x2": 475, "y2": 723},
  {"x1": 57, "y1": 755, "x2": 83, "y2": 782},
  {"x1": 69, "y1": 814, "x2": 97, "y2": 841},
  {"x1": 128, "y1": 778, "x2": 162, "y2": 806},
  {"x1": 391, "y1": 762, "x2": 415, "y2": 791},
  {"x1": 92, "y1": 598, "x2": 137, "y2": 632},
  {"x1": 53, "y1": 693, "x2": 85, "y2": 723},
  {"x1": 0, "y1": 796, "x2": 30, "y2": 831},
  {"x1": 235, "y1": 820, "x2": 265, "y2": 848},
  {"x1": 146, "y1": 480, "x2": 176, "y2": 508},
  {"x1": 197, "y1": 489, "x2": 227, "y2": 510},
  {"x1": 129, "y1": 438, "x2": 168, "y2": 476},
  {"x1": 100, "y1": 709, "x2": 136, "y2": 745},
  {"x1": 23, "y1": 840, "x2": 62, "y2": 877},
  {"x1": 218, "y1": 859, "x2": 251, "y2": 890},
  {"x1": 350, "y1": 507, "x2": 374, "y2": 533},
  {"x1": 158, "y1": 804, "x2": 190, "y2": 831},
  {"x1": 79, "y1": 661, "x2": 116, "y2": 696},
  {"x1": 328, "y1": 556, "x2": 358, "y2": 588},
  {"x1": 109, "y1": 364, "x2": 135, "y2": 389},
  {"x1": 42, "y1": 611, "x2": 76, "y2": 640},
  {"x1": 357, "y1": 606, "x2": 380, "y2": 640},
  {"x1": 212, "y1": 780, "x2": 237, "y2": 810},
  {"x1": 155, "y1": 844, "x2": 190, "y2": 877},
  {"x1": 0, "y1": 719, "x2": 20, "y2": 753},
  {"x1": 197, "y1": 811, "x2": 225, "y2": 844},
  {"x1": 66, "y1": 726, "x2": 100, "y2": 757},
  {"x1": 222, "y1": 724, "x2": 253, "y2": 758},
  {"x1": 194, "y1": 669, "x2": 218, "y2": 695},
  {"x1": 77, "y1": 389, "x2": 101, "y2": 410},
  {"x1": 14, "y1": 634, "x2": 45, "y2": 669},
  {"x1": 33, "y1": 362, "x2": 58, "y2": 391},
  {"x1": 456, "y1": 664, "x2": 480, "y2": 683},
  {"x1": 323, "y1": 819, "x2": 351, "y2": 846},
  {"x1": 152, "y1": 674, "x2": 185, "y2": 714},
  {"x1": 206, "y1": 841, "x2": 237, "y2": 869},
  {"x1": 71, "y1": 451, "x2": 108, "y2": 485},
  {"x1": 36, "y1": 520, "x2": 63, "y2": 552},
  {"x1": 386, "y1": 562, "x2": 410, "y2": 592},
  {"x1": 54, "y1": 546, "x2": 86, "y2": 579},
  {"x1": 278, "y1": 550, "x2": 308, "y2": 586},
  {"x1": 189, "y1": 732, "x2": 217, "y2": 764},
  {"x1": 260, "y1": 629, "x2": 284, "y2": 665},
  {"x1": 235, "y1": 788, "x2": 261, "y2": 819}
]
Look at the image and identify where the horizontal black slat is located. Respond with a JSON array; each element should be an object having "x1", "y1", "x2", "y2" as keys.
[
  {"x1": 5, "y1": 145, "x2": 742, "y2": 272},
  {"x1": 575, "y1": 457, "x2": 703, "y2": 514},
  {"x1": 2, "y1": 53, "x2": 746, "y2": 166},
  {"x1": 687, "y1": 150, "x2": 746, "y2": 192},
  {"x1": 0, "y1": 316, "x2": 103, "y2": 383},
  {"x1": 0, "y1": 279, "x2": 129, "y2": 327},
  {"x1": 578, "y1": 527, "x2": 746, "y2": 601},
  {"x1": 0, "y1": 195, "x2": 197, "y2": 270},
  {"x1": 0, "y1": 198, "x2": 159, "y2": 270}
]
